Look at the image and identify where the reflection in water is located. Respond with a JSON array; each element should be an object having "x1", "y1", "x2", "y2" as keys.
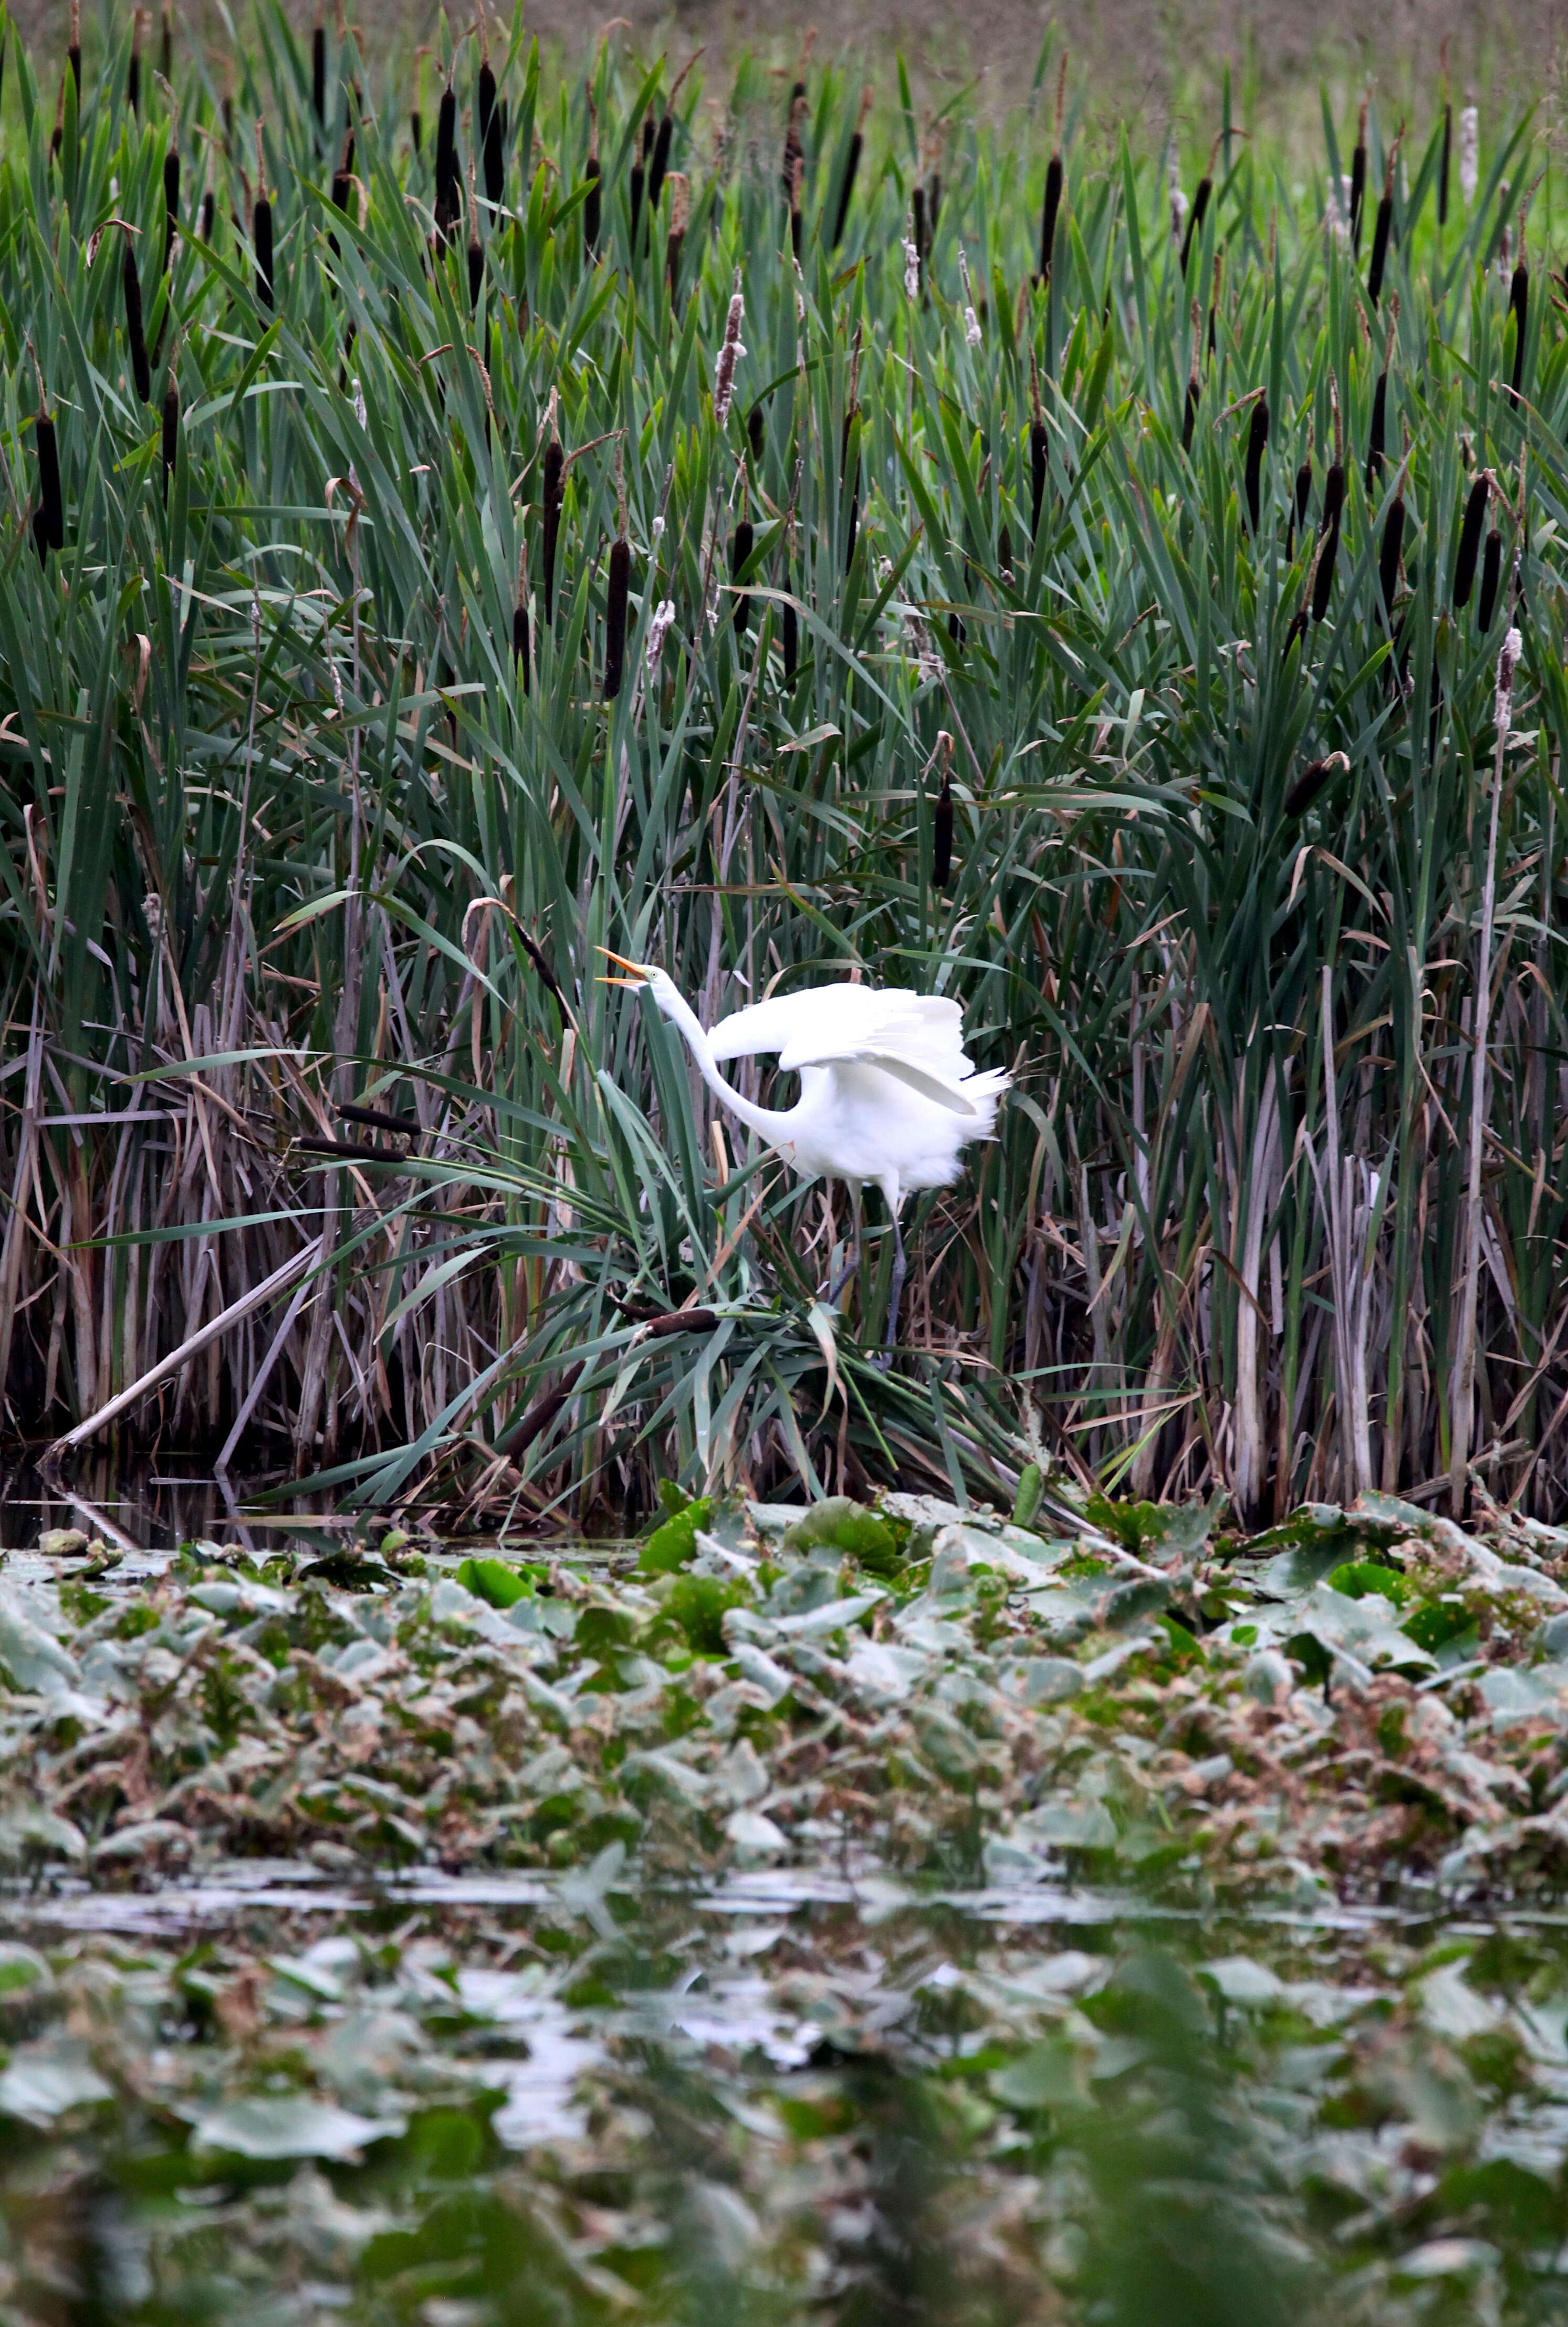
[{"x1": 0, "y1": 1453, "x2": 353, "y2": 1557}]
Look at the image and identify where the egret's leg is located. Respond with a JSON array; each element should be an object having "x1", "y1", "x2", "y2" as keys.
[
  {"x1": 876, "y1": 1179, "x2": 907, "y2": 1365},
  {"x1": 827, "y1": 1183, "x2": 861, "y2": 1307}
]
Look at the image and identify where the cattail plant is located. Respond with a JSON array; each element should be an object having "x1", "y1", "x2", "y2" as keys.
[
  {"x1": 331, "y1": 127, "x2": 353, "y2": 217},
  {"x1": 312, "y1": 17, "x2": 327, "y2": 127},
  {"x1": 161, "y1": 2, "x2": 171, "y2": 78},
  {"x1": 781, "y1": 597, "x2": 798, "y2": 683},
  {"x1": 1366, "y1": 298, "x2": 1395, "y2": 487},
  {"x1": 789, "y1": 154, "x2": 803, "y2": 260},
  {"x1": 512, "y1": 543, "x2": 531, "y2": 692},
  {"x1": 33, "y1": 374, "x2": 64, "y2": 563},
  {"x1": 1453, "y1": 471, "x2": 1489, "y2": 606},
  {"x1": 479, "y1": 24, "x2": 503, "y2": 208},
  {"x1": 1284, "y1": 751, "x2": 1347, "y2": 817},
  {"x1": 1244, "y1": 393, "x2": 1268, "y2": 531},
  {"x1": 200, "y1": 184, "x2": 215, "y2": 243},
  {"x1": 68, "y1": 0, "x2": 80, "y2": 97},
  {"x1": 541, "y1": 418, "x2": 564, "y2": 626},
  {"x1": 730, "y1": 511, "x2": 755, "y2": 634},
  {"x1": 1038, "y1": 55, "x2": 1067, "y2": 283},
  {"x1": 932, "y1": 735, "x2": 954, "y2": 888},
  {"x1": 666, "y1": 172, "x2": 688, "y2": 296},
  {"x1": 604, "y1": 461, "x2": 630, "y2": 698},
  {"x1": 651, "y1": 54, "x2": 701, "y2": 221},
  {"x1": 781, "y1": 84, "x2": 806, "y2": 205},
  {"x1": 161, "y1": 363, "x2": 179, "y2": 503},
  {"x1": 712, "y1": 269, "x2": 745, "y2": 428},
  {"x1": 1379, "y1": 486, "x2": 1405, "y2": 615},
  {"x1": 842, "y1": 328, "x2": 862, "y2": 573},
  {"x1": 162, "y1": 137, "x2": 180, "y2": 272},
  {"x1": 1180, "y1": 132, "x2": 1219, "y2": 278},
  {"x1": 434, "y1": 80, "x2": 459, "y2": 247},
  {"x1": 1508, "y1": 243, "x2": 1528, "y2": 401},
  {"x1": 1312, "y1": 382, "x2": 1344, "y2": 621},
  {"x1": 832, "y1": 85, "x2": 871, "y2": 248},
  {"x1": 747, "y1": 403, "x2": 764, "y2": 465},
  {"x1": 1182, "y1": 305, "x2": 1200, "y2": 451},
  {"x1": 123, "y1": 231, "x2": 151, "y2": 402},
  {"x1": 1367, "y1": 138, "x2": 1397, "y2": 305},
  {"x1": 253, "y1": 126, "x2": 275, "y2": 308},
  {"x1": 128, "y1": 7, "x2": 142, "y2": 114},
  {"x1": 1349, "y1": 98, "x2": 1367, "y2": 253}
]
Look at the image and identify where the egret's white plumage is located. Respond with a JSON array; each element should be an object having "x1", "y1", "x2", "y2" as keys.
[{"x1": 603, "y1": 958, "x2": 1010, "y2": 1345}]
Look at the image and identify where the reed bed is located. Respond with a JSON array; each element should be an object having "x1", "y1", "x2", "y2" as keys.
[{"x1": 1, "y1": 5, "x2": 1565, "y2": 1531}]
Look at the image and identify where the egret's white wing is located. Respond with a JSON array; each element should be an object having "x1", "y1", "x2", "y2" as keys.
[
  {"x1": 778, "y1": 996, "x2": 967, "y2": 1077},
  {"x1": 707, "y1": 982, "x2": 891, "y2": 1063},
  {"x1": 847, "y1": 1055, "x2": 978, "y2": 1115}
]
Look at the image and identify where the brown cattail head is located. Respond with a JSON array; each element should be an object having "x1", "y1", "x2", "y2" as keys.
[
  {"x1": 730, "y1": 515, "x2": 755, "y2": 633},
  {"x1": 1477, "y1": 527, "x2": 1503, "y2": 629},
  {"x1": 513, "y1": 542, "x2": 531, "y2": 692},
  {"x1": 583, "y1": 153, "x2": 602, "y2": 261},
  {"x1": 604, "y1": 533, "x2": 631, "y2": 698},
  {"x1": 932, "y1": 733, "x2": 954, "y2": 888},
  {"x1": 1439, "y1": 100, "x2": 1452, "y2": 226},
  {"x1": 666, "y1": 171, "x2": 688, "y2": 293},
  {"x1": 128, "y1": 6, "x2": 142, "y2": 113},
  {"x1": 312, "y1": 19, "x2": 327, "y2": 125},
  {"x1": 1379, "y1": 490, "x2": 1404, "y2": 614},
  {"x1": 541, "y1": 416, "x2": 564, "y2": 626},
  {"x1": 36, "y1": 404, "x2": 64, "y2": 554},
  {"x1": 481, "y1": 58, "x2": 503, "y2": 207},
  {"x1": 163, "y1": 141, "x2": 180, "y2": 270},
  {"x1": 1182, "y1": 302, "x2": 1201, "y2": 451},
  {"x1": 1312, "y1": 457, "x2": 1345, "y2": 621},
  {"x1": 253, "y1": 121, "x2": 274, "y2": 307},
  {"x1": 1452, "y1": 471, "x2": 1489, "y2": 606},
  {"x1": 68, "y1": 0, "x2": 81, "y2": 94},
  {"x1": 160, "y1": 1, "x2": 171, "y2": 78},
  {"x1": 123, "y1": 232, "x2": 151, "y2": 401},
  {"x1": 1284, "y1": 751, "x2": 1348, "y2": 817},
  {"x1": 1244, "y1": 393, "x2": 1269, "y2": 531},
  {"x1": 1508, "y1": 251, "x2": 1529, "y2": 398}
]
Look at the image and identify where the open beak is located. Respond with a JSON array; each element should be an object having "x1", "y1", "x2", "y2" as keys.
[{"x1": 597, "y1": 945, "x2": 649, "y2": 988}]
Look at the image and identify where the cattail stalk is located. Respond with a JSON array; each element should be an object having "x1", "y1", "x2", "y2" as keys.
[
  {"x1": 1451, "y1": 617, "x2": 1522, "y2": 1513},
  {"x1": 629, "y1": 115, "x2": 647, "y2": 251},
  {"x1": 1244, "y1": 393, "x2": 1268, "y2": 531},
  {"x1": 1452, "y1": 472, "x2": 1489, "y2": 606}
]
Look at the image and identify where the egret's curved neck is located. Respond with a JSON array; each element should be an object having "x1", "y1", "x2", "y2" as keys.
[{"x1": 656, "y1": 984, "x2": 792, "y2": 1145}]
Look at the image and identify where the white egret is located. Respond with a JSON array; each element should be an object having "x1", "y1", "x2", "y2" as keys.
[{"x1": 602, "y1": 953, "x2": 1010, "y2": 1347}]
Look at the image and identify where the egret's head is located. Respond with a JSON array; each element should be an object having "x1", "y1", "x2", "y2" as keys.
[{"x1": 599, "y1": 950, "x2": 681, "y2": 1018}]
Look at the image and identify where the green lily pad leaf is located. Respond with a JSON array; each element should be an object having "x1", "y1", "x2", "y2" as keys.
[
  {"x1": 0, "y1": 2048, "x2": 113, "y2": 2125},
  {"x1": 191, "y1": 2096, "x2": 406, "y2": 2159},
  {"x1": 640, "y1": 1497, "x2": 715, "y2": 1574},
  {"x1": 991, "y1": 2039, "x2": 1080, "y2": 2110},
  {"x1": 1328, "y1": 1560, "x2": 1410, "y2": 1603},
  {"x1": 782, "y1": 1497, "x2": 901, "y2": 1574},
  {"x1": 453, "y1": 1556, "x2": 535, "y2": 1608}
]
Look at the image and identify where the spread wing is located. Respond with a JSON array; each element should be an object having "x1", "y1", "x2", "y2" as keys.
[{"x1": 707, "y1": 985, "x2": 979, "y2": 1115}]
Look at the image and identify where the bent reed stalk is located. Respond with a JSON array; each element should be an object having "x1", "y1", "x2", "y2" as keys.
[{"x1": 1, "y1": 19, "x2": 1565, "y2": 1533}]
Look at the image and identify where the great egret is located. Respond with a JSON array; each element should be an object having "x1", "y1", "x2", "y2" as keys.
[{"x1": 602, "y1": 953, "x2": 1010, "y2": 1348}]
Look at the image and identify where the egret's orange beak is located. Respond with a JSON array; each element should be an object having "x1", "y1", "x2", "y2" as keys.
[{"x1": 597, "y1": 946, "x2": 649, "y2": 987}]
